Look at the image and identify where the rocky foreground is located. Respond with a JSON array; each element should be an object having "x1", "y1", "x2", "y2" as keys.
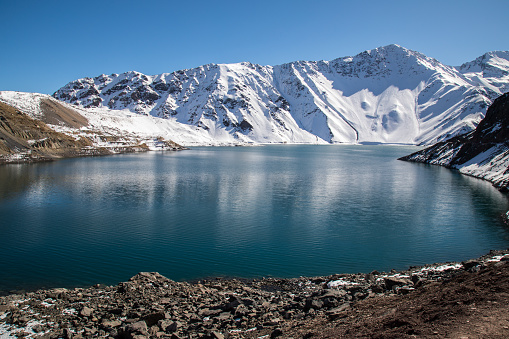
[{"x1": 1, "y1": 251, "x2": 509, "y2": 339}]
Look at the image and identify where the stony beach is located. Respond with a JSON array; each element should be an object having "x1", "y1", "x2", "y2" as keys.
[{"x1": 1, "y1": 250, "x2": 509, "y2": 338}]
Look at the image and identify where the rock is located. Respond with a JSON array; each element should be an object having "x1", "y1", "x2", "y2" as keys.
[
  {"x1": 234, "y1": 304, "x2": 249, "y2": 317},
  {"x1": 101, "y1": 319, "x2": 122, "y2": 328},
  {"x1": 0, "y1": 305, "x2": 9, "y2": 315},
  {"x1": 397, "y1": 287, "x2": 415, "y2": 295},
  {"x1": 208, "y1": 331, "x2": 224, "y2": 339},
  {"x1": 222, "y1": 296, "x2": 240, "y2": 311},
  {"x1": 326, "y1": 303, "x2": 351, "y2": 319},
  {"x1": 32, "y1": 324, "x2": 44, "y2": 333},
  {"x1": 216, "y1": 312, "x2": 232, "y2": 321},
  {"x1": 384, "y1": 277, "x2": 413, "y2": 290},
  {"x1": 142, "y1": 312, "x2": 165, "y2": 327},
  {"x1": 160, "y1": 320, "x2": 181, "y2": 333},
  {"x1": 365, "y1": 273, "x2": 376, "y2": 282},
  {"x1": 46, "y1": 288, "x2": 68, "y2": 299},
  {"x1": 128, "y1": 320, "x2": 148, "y2": 334},
  {"x1": 199, "y1": 308, "x2": 222, "y2": 317},
  {"x1": 462, "y1": 259, "x2": 482, "y2": 271},
  {"x1": 79, "y1": 306, "x2": 94, "y2": 317},
  {"x1": 84, "y1": 327, "x2": 98, "y2": 336},
  {"x1": 132, "y1": 335, "x2": 149, "y2": 339},
  {"x1": 271, "y1": 328, "x2": 283, "y2": 338},
  {"x1": 63, "y1": 328, "x2": 73, "y2": 339},
  {"x1": 304, "y1": 298, "x2": 324, "y2": 310},
  {"x1": 410, "y1": 274, "x2": 422, "y2": 284}
]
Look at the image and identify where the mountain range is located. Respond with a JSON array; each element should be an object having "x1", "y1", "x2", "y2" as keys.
[{"x1": 52, "y1": 44, "x2": 509, "y2": 146}]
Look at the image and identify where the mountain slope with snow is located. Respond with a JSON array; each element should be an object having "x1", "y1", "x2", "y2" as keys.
[
  {"x1": 53, "y1": 45, "x2": 509, "y2": 145},
  {"x1": 400, "y1": 92, "x2": 509, "y2": 190}
]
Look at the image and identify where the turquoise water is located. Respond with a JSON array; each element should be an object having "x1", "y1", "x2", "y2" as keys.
[{"x1": 1, "y1": 145, "x2": 508, "y2": 293}]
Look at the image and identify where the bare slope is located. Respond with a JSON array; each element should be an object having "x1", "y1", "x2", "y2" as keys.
[
  {"x1": 0, "y1": 100, "x2": 96, "y2": 163},
  {"x1": 0, "y1": 92, "x2": 187, "y2": 163}
]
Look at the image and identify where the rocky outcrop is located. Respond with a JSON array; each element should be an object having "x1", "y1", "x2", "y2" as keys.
[
  {"x1": 1, "y1": 251, "x2": 507, "y2": 338},
  {"x1": 400, "y1": 92, "x2": 509, "y2": 190}
]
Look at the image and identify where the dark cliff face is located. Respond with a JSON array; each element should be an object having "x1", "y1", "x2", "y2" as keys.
[
  {"x1": 399, "y1": 92, "x2": 509, "y2": 189},
  {"x1": 451, "y1": 92, "x2": 509, "y2": 165}
]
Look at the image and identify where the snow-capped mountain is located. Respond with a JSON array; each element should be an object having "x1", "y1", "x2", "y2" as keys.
[{"x1": 53, "y1": 44, "x2": 509, "y2": 145}]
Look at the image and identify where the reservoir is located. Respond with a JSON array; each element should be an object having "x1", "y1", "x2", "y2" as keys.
[{"x1": 1, "y1": 145, "x2": 508, "y2": 293}]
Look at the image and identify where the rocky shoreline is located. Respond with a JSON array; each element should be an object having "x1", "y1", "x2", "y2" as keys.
[{"x1": 1, "y1": 250, "x2": 509, "y2": 339}]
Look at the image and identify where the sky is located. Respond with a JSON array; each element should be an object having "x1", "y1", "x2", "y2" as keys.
[{"x1": 1, "y1": 0, "x2": 508, "y2": 95}]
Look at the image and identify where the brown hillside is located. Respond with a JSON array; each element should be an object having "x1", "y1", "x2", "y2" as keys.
[
  {"x1": 39, "y1": 98, "x2": 88, "y2": 128},
  {"x1": 0, "y1": 101, "x2": 93, "y2": 162}
]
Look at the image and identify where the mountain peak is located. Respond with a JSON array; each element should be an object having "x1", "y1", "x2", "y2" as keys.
[{"x1": 458, "y1": 50, "x2": 509, "y2": 77}]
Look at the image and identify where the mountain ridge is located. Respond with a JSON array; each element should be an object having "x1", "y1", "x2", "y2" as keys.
[{"x1": 52, "y1": 44, "x2": 509, "y2": 146}]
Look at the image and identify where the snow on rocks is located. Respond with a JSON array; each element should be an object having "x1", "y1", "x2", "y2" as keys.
[{"x1": 1, "y1": 250, "x2": 508, "y2": 338}]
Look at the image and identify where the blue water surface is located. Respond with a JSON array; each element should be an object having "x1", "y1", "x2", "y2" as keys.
[{"x1": 1, "y1": 145, "x2": 508, "y2": 292}]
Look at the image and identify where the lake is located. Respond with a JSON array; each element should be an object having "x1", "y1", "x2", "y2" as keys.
[{"x1": 1, "y1": 145, "x2": 508, "y2": 293}]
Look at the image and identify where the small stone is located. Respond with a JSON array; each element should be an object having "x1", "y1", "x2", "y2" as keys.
[
  {"x1": 384, "y1": 277, "x2": 412, "y2": 290},
  {"x1": 210, "y1": 331, "x2": 224, "y2": 339},
  {"x1": 63, "y1": 328, "x2": 73, "y2": 339},
  {"x1": 128, "y1": 320, "x2": 148, "y2": 334},
  {"x1": 143, "y1": 312, "x2": 165, "y2": 327},
  {"x1": 32, "y1": 324, "x2": 44, "y2": 333},
  {"x1": 101, "y1": 319, "x2": 122, "y2": 328},
  {"x1": 0, "y1": 305, "x2": 9, "y2": 315},
  {"x1": 304, "y1": 298, "x2": 324, "y2": 310},
  {"x1": 132, "y1": 335, "x2": 149, "y2": 339},
  {"x1": 46, "y1": 288, "x2": 68, "y2": 299},
  {"x1": 364, "y1": 273, "x2": 375, "y2": 282},
  {"x1": 216, "y1": 312, "x2": 232, "y2": 320},
  {"x1": 84, "y1": 327, "x2": 98, "y2": 335},
  {"x1": 370, "y1": 284, "x2": 384, "y2": 293},
  {"x1": 80, "y1": 306, "x2": 94, "y2": 317},
  {"x1": 462, "y1": 259, "x2": 482, "y2": 271},
  {"x1": 161, "y1": 321, "x2": 181, "y2": 333},
  {"x1": 271, "y1": 328, "x2": 283, "y2": 338}
]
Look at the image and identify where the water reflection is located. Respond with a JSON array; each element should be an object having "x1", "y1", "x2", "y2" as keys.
[{"x1": 0, "y1": 146, "x2": 508, "y2": 292}]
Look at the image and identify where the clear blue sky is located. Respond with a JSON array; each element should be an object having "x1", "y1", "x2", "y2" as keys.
[{"x1": 1, "y1": 0, "x2": 508, "y2": 94}]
